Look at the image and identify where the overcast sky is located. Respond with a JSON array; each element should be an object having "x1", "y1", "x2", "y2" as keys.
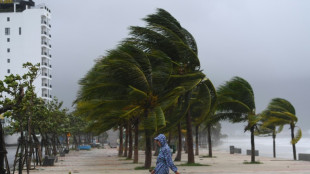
[{"x1": 34, "y1": 0, "x2": 310, "y2": 135}]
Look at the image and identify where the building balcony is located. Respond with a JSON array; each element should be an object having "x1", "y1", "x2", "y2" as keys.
[
  {"x1": 41, "y1": 62, "x2": 51, "y2": 69},
  {"x1": 41, "y1": 31, "x2": 51, "y2": 39},
  {"x1": 41, "y1": 21, "x2": 51, "y2": 29},
  {"x1": 42, "y1": 83, "x2": 52, "y2": 89}
]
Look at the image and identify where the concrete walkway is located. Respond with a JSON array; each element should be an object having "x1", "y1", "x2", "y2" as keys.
[{"x1": 30, "y1": 148, "x2": 310, "y2": 174}]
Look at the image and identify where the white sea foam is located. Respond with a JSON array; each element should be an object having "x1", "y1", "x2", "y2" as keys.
[{"x1": 215, "y1": 135, "x2": 310, "y2": 160}]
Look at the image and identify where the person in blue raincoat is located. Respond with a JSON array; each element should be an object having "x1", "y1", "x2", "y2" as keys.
[{"x1": 151, "y1": 134, "x2": 180, "y2": 174}]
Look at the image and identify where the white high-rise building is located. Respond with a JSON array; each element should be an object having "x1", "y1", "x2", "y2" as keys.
[{"x1": 0, "y1": 0, "x2": 52, "y2": 103}]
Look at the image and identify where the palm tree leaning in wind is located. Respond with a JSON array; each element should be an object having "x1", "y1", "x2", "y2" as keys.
[
  {"x1": 128, "y1": 8, "x2": 203, "y2": 164},
  {"x1": 76, "y1": 43, "x2": 203, "y2": 169},
  {"x1": 217, "y1": 76, "x2": 260, "y2": 163},
  {"x1": 190, "y1": 79, "x2": 212, "y2": 156},
  {"x1": 256, "y1": 111, "x2": 284, "y2": 158},
  {"x1": 261, "y1": 98, "x2": 302, "y2": 160}
]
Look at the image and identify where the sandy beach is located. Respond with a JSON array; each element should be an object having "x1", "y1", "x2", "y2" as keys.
[{"x1": 28, "y1": 147, "x2": 310, "y2": 174}]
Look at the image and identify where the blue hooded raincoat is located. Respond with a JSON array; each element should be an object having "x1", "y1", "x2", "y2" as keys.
[{"x1": 154, "y1": 134, "x2": 178, "y2": 174}]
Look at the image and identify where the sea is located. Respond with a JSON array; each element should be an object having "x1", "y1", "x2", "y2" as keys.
[{"x1": 214, "y1": 135, "x2": 310, "y2": 160}]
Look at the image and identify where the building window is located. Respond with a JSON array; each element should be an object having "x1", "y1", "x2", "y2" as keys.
[
  {"x1": 7, "y1": 17, "x2": 10, "y2": 21},
  {"x1": 7, "y1": 59, "x2": 10, "y2": 63},
  {"x1": 7, "y1": 69, "x2": 10, "y2": 74},
  {"x1": 19, "y1": 27, "x2": 22, "y2": 35},
  {"x1": 7, "y1": 38, "x2": 10, "y2": 42},
  {"x1": 7, "y1": 48, "x2": 10, "y2": 53},
  {"x1": 5, "y1": 28, "x2": 10, "y2": 35}
]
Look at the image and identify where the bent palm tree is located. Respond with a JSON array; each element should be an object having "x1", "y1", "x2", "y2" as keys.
[
  {"x1": 191, "y1": 79, "x2": 212, "y2": 156},
  {"x1": 217, "y1": 76, "x2": 260, "y2": 163},
  {"x1": 76, "y1": 43, "x2": 203, "y2": 168},
  {"x1": 261, "y1": 98, "x2": 302, "y2": 160},
  {"x1": 128, "y1": 8, "x2": 203, "y2": 164}
]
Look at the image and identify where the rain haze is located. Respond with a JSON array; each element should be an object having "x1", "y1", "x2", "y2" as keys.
[{"x1": 34, "y1": 0, "x2": 310, "y2": 137}]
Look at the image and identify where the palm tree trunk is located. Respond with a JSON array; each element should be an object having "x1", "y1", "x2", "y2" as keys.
[
  {"x1": 144, "y1": 109, "x2": 152, "y2": 169},
  {"x1": 128, "y1": 123, "x2": 133, "y2": 159},
  {"x1": 175, "y1": 122, "x2": 182, "y2": 161},
  {"x1": 250, "y1": 126, "x2": 255, "y2": 163},
  {"x1": 290, "y1": 123, "x2": 296, "y2": 160},
  {"x1": 207, "y1": 125, "x2": 212, "y2": 157},
  {"x1": 272, "y1": 130, "x2": 276, "y2": 158},
  {"x1": 195, "y1": 125, "x2": 199, "y2": 156},
  {"x1": 118, "y1": 125, "x2": 123, "y2": 157},
  {"x1": 133, "y1": 119, "x2": 139, "y2": 163},
  {"x1": 144, "y1": 130, "x2": 152, "y2": 169},
  {"x1": 124, "y1": 123, "x2": 129, "y2": 157},
  {"x1": 185, "y1": 92, "x2": 195, "y2": 163},
  {"x1": 185, "y1": 115, "x2": 194, "y2": 163}
]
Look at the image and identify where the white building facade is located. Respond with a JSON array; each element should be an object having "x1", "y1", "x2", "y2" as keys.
[{"x1": 0, "y1": 0, "x2": 52, "y2": 103}]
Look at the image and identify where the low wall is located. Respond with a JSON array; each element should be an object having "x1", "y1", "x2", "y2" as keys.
[
  {"x1": 234, "y1": 148, "x2": 242, "y2": 154},
  {"x1": 229, "y1": 146, "x2": 241, "y2": 154},
  {"x1": 246, "y1": 150, "x2": 259, "y2": 156},
  {"x1": 299, "y1": 153, "x2": 310, "y2": 161}
]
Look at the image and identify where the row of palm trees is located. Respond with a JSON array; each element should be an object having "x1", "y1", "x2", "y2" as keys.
[{"x1": 74, "y1": 8, "x2": 302, "y2": 169}]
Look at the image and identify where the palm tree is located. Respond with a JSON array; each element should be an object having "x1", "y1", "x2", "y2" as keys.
[
  {"x1": 76, "y1": 43, "x2": 203, "y2": 168},
  {"x1": 261, "y1": 98, "x2": 302, "y2": 160},
  {"x1": 217, "y1": 76, "x2": 260, "y2": 163},
  {"x1": 128, "y1": 8, "x2": 203, "y2": 164},
  {"x1": 190, "y1": 80, "x2": 212, "y2": 156},
  {"x1": 202, "y1": 79, "x2": 219, "y2": 157},
  {"x1": 256, "y1": 111, "x2": 284, "y2": 158}
]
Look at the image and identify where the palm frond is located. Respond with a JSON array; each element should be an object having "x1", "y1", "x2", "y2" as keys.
[{"x1": 291, "y1": 128, "x2": 302, "y2": 145}]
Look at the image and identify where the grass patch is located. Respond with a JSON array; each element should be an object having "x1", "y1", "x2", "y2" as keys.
[
  {"x1": 178, "y1": 163, "x2": 210, "y2": 166},
  {"x1": 134, "y1": 166, "x2": 155, "y2": 170},
  {"x1": 200, "y1": 155, "x2": 217, "y2": 158},
  {"x1": 119, "y1": 158, "x2": 133, "y2": 161},
  {"x1": 243, "y1": 161, "x2": 263, "y2": 164}
]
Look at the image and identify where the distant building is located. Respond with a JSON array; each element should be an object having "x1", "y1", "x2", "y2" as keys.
[{"x1": 0, "y1": 0, "x2": 53, "y2": 126}]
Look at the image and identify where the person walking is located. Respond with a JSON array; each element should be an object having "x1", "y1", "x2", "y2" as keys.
[{"x1": 151, "y1": 134, "x2": 180, "y2": 174}]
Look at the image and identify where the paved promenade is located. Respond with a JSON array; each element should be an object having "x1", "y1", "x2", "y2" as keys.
[{"x1": 31, "y1": 147, "x2": 310, "y2": 174}]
